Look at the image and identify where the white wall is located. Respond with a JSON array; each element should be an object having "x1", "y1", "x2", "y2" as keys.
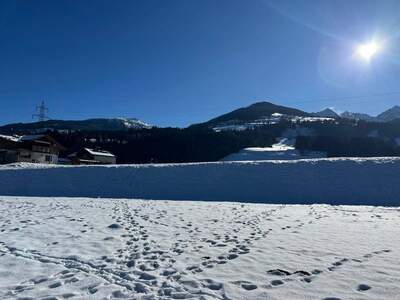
[{"x1": 18, "y1": 151, "x2": 58, "y2": 164}]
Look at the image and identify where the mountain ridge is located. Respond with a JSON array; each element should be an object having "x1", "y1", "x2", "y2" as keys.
[
  {"x1": 1, "y1": 101, "x2": 400, "y2": 134},
  {"x1": 312, "y1": 108, "x2": 340, "y2": 118},
  {"x1": 0, "y1": 117, "x2": 152, "y2": 134},
  {"x1": 377, "y1": 105, "x2": 400, "y2": 122},
  {"x1": 195, "y1": 101, "x2": 311, "y2": 127},
  {"x1": 196, "y1": 101, "x2": 400, "y2": 128}
]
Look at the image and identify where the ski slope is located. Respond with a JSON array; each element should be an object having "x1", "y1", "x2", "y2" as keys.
[
  {"x1": 0, "y1": 157, "x2": 400, "y2": 206},
  {"x1": 221, "y1": 138, "x2": 326, "y2": 161},
  {"x1": 0, "y1": 197, "x2": 398, "y2": 299}
]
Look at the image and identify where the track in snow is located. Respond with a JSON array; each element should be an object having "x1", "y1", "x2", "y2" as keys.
[{"x1": 0, "y1": 197, "x2": 399, "y2": 299}]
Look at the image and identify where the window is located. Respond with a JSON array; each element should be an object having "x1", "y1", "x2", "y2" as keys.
[{"x1": 45, "y1": 155, "x2": 52, "y2": 162}]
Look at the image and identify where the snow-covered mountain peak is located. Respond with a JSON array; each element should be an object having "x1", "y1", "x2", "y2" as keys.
[
  {"x1": 340, "y1": 111, "x2": 376, "y2": 122},
  {"x1": 115, "y1": 118, "x2": 152, "y2": 129},
  {"x1": 312, "y1": 108, "x2": 339, "y2": 118},
  {"x1": 377, "y1": 106, "x2": 400, "y2": 122}
]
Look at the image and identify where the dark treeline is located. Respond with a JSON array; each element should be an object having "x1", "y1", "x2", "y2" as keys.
[
  {"x1": 295, "y1": 119, "x2": 400, "y2": 157},
  {"x1": 296, "y1": 136, "x2": 400, "y2": 157},
  {"x1": 50, "y1": 127, "x2": 276, "y2": 164}
]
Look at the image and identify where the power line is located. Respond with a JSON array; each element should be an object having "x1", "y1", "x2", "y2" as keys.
[{"x1": 32, "y1": 101, "x2": 50, "y2": 122}]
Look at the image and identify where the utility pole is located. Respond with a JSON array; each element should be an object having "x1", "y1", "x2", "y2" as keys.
[{"x1": 32, "y1": 101, "x2": 50, "y2": 122}]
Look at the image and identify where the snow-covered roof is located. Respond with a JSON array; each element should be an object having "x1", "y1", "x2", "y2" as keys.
[
  {"x1": 0, "y1": 134, "x2": 48, "y2": 142},
  {"x1": 84, "y1": 148, "x2": 115, "y2": 157},
  {"x1": 0, "y1": 134, "x2": 20, "y2": 142},
  {"x1": 18, "y1": 134, "x2": 46, "y2": 141}
]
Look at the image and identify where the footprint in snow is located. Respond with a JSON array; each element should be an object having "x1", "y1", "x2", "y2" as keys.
[
  {"x1": 357, "y1": 284, "x2": 371, "y2": 291},
  {"x1": 107, "y1": 223, "x2": 122, "y2": 229},
  {"x1": 231, "y1": 280, "x2": 258, "y2": 291},
  {"x1": 271, "y1": 279, "x2": 284, "y2": 286}
]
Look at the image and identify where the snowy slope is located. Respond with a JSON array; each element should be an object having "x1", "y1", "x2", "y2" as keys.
[
  {"x1": 341, "y1": 111, "x2": 377, "y2": 122},
  {"x1": 377, "y1": 105, "x2": 400, "y2": 122},
  {"x1": 0, "y1": 197, "x2": 399, "y2": 300},
  {"x1": 1, "y1": 157, "x2": 400, "y2": 205},
  {"x1": 221, "y1": 138, "x2": 326, "y2": 161}
]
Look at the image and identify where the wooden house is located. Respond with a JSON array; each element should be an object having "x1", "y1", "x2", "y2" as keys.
[
  {"x1": 68, "y1": 148, "x2": 116, "y2": 165},
  {"x1": 0, "y1": 134, "x2": 64, "y2": 164}
]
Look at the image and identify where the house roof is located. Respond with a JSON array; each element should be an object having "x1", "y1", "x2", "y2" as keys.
[
  {"x1": 84, "y1": 148, "x2": 115, "y2": 158},
  {"x1": 67, "y1": 152, "x2": 78, "y2": 158},
  {"x1": 18, "y1": 134, "x2": 46, "y2": 141},
  {"x1": 0, "y1": 134, "x2": 20, "y2": 142},
  {"x1": 0, "y1": 134, "x2": 65, "y2": 150}
]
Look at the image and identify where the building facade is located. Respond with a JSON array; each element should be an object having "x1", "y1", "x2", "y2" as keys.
[
  {"x1": 0, "y1": 134, "x2": 63, "y2": 164},
  {"x1": 68, "y1": 148, "x2": 116, "y2": 165}
]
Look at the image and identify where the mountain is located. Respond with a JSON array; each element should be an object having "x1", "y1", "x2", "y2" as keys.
[
  {"x1": 341, "y1": 106, "x2": 400, "y2": 123},
  {"x1": 198, "y1": 101, "x2": 311, "y2": 127},
  {"x1": 312, "y1": 108, "x2": 340, "y2": 118},
  {"x1": 0, "y1": 118, "x2": 152, "y2": 134},
  {"x1": 340, "y1": 111, "x2": 376, "y2": 122},
  {"x1": 377, "y1": 106, "x2": 400, "y2": 122}
]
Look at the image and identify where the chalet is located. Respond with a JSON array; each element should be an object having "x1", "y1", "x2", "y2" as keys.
[
  {"x1": 68, "y1": 148, "x2": 116, "y2": 165},
  {"x1": 0, "y1": 134, "x2": 64, "y2": 164}
]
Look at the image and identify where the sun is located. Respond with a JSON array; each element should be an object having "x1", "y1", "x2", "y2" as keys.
[{"x1": 356, "y1": 41, "x2": 381, "y2": 61}]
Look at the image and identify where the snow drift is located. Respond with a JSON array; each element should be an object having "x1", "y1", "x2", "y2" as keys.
[{"x1": 0, "y1": 158, "x2": 399, "y2": 206}]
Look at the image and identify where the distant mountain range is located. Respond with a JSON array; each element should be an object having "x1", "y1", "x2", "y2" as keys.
[
  {"x1": 0, "y1": 118, "x2": 152, "y2": 134},
  {"x1": 1, "y1": 101, "x2": 399, "y2": 134},
  {"x1": 314, "y1": 105, "x2": 400, "y2": 122},
  {"x1": 195, "y1": 102, "x2": 400, "y2": 130}
]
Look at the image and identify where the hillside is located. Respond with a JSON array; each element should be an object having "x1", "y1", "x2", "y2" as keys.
[
  {"x1": 196, "y1": 101, "x2": 311, "y2": 128},
  {"x1": 0, "y1": 118, "x2": 151, "y2": 134},
  {"x1": 341, "y1": 105, "x2": 400, "y2": 122},
  {"x1": 193, "y1": 102, "x2": 400, "y2": 131},
  {"x1": 312, "y1": 108, "x2": 340, "y2": 118},
  {"x1": 340, "y1": 111, "x2": 377, "y2": 122},
  {"x1": 377, "y1": 105, "x2": 400, "y2": 122}
]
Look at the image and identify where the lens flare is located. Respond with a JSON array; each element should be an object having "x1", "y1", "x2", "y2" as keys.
[{"x1": 356, "y1": 41, "x2": 381, "y2": 61}]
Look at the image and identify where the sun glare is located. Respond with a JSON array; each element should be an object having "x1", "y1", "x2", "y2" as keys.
[{"x1": 356, "y1": 41, "x2": 381, "y2": 61}]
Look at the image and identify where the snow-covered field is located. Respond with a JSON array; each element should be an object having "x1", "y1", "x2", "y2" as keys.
[
  {"x1": 221, "y1": 138, "x2": 326, "y2": 161},
  {"x1": 1, "y1": 157, "x2": 400, "y2": 206},
  {"x1": 0, "y1": 196, "x2": 399, "y2": 300}
]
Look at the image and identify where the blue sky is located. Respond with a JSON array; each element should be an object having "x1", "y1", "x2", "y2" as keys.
[{"x1": 0, "y1": 0, "x2": 400, "y2": 127}]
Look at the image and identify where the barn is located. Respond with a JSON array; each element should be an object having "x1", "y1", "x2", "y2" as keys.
[{"x1": 68, "y1": 148, "x2": 116, "y2": 165}]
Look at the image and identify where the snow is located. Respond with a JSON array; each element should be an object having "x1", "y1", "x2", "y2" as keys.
[
  {"x1": 212, "y1": 114, "x2": 335, "y2": 132},
  {"x1": 0, "y1": 134, "x2": 20, "y2": 142},
  {"x1": 117, "y1": 118, "x2": 152, "y2": 129},
  {"x1": 222, "y1": 138, "x2": 326, "y2": 161},
  {"x1": 18, "y1": 134, "x2": 46, "y2": 141},
  {"x1": 84, "y1": 148, "x2": 116, "y2": 157},
  {"x1": 1, "y1": 157, "x2": 400, "y2": 206},
  {"x1": 0, "y1": 134, "x2": 51, "y2": 143},
  {"x1": 0, "y1": 196, "x2": 398, "y2": 299}
]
